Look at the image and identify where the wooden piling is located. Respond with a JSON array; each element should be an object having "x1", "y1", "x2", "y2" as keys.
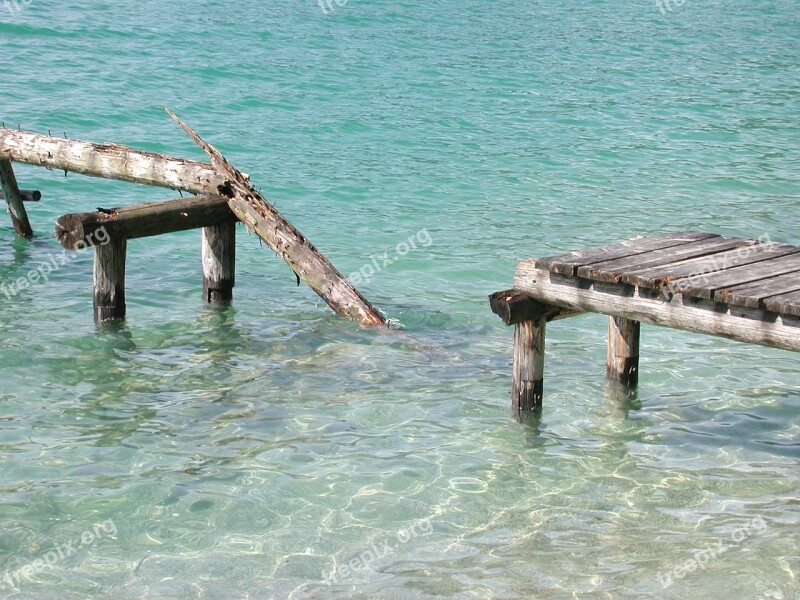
[
  {"x1": 94, "y1": 239, "x2": 126, "y2": 322},
  {"x1": 0, "y1": 159, "x2": 32, "y2": 237},
  {"x1": 512, "y1": 316, "x2": 546, "y2": 416},
  {"x1": 606, "y1": 316, "x2": 640, "y2": 387},
  {"x1": 202, "y1": 221, "x2": 235, "y2": 303}
]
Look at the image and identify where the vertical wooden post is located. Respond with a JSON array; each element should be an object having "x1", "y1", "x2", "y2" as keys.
[
  {"x1": 94, "y1": 239, "x2": 126, "y2": 322},
  {"x1": 512, "y1": 315, "x2": 546, "y2": 416},
  {"x1": 201, "y1": 221, "x2": 235, "y2": 303},
  {"x1": 607, "y1": 316, "x2": 640, "y2": 387},
  {"x1": 0, "y1": 159, "x2": 33, "y2": 237}
]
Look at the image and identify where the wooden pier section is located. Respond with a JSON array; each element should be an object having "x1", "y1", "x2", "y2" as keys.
[
  {"x1": 490, "y1": 232, "x2": 800, "y2": 418},
  {"x1": 0, "y1": 112, "x2": 386, "y2": 326}
]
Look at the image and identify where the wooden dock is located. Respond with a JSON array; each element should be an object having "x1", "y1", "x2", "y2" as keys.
[{"x1": 490, "y1": 232, "x2": 800, "y2": 419}]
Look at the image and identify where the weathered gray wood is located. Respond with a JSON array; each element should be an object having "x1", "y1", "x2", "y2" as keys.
[
  {"x1": 578, "y1": 237, "x2": 756, "y2": 283},
  {"x1": 620, "y1": 243, "x2": 800, "y2": 291},
  {"x1": 489, "y1": 290, "x2": 581, "y2": 325},
  {"x1": 513, "y1": 262, "x2": 800, "y2": 352},
  {"x1": 55, "y1": 194, "x2": 236, "y2": 250},
  {"x1": 607, "y1": 317, "x2": 640, "y2": 387},
  {"x1": 0, "y1": 189, "x2": 41, "y2": 202},
  {"x1": 666, "y1": 247, "x2": 800, "y2": 301},
  {"x1": 94, "y1": 239, "x2": 126, "y2": 322},
  {"x1": 535, "y1": 232, "x2": 717, "y2": 276},
  {"x1": 513, "y1": 316, "x2": 546, "y2": 416},
  {"x1": 165, "y1": 109, "x2": 386, "y2": 326},
  {"x1": 0, "y1": 159, "x2": 32, "y2": 237},
  {"x1": 763, "y1": 289, "x2": 800, "y2": 318},
  {"x1": 202, "y1": 221, "x2": 236, "y2": 304},
  {"x1": 716, "y1": 270, "x2": 800, "y2": 309},
  {"x1": 0, "y1": 127, "x2": 229, "y2": 195}
]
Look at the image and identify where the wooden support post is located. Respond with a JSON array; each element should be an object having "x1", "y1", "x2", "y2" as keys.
[
  {"x1": 0, "y1": 159, "x2": 32, "y2": 237},
  {"x1": 202, "y1": 221, "x2": 235, "y2": 303},
  {"x1": 606, "y1": 316, "x2": 640, "y2": 387},
  {"x1": 512, "y1": 316, "x2": 546, "y2": 417},
  {"x1": 94, "y1": 239, "x2": 126, "y2": 322}
]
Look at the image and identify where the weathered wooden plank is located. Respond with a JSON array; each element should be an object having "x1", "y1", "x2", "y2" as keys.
[
  {"x1": 607, "y1": 316, "x2": 640, "y2": 387},
  {"x1": 534, "y1": 232, "x2": 717, "y2": 276},
  {"x1": 578, "y1": 237, "x2": 757, "y2": 283},
  {"x1": 668, "y1": 247, "x2": 800, "y2": 301},
  {"x1": 716, "y1": 270, "x2": 800, "y2": 309},
  {"x1": 0, "y1": 126, "x2": 229, "y2": 195},
  {"x1": 619, "y1": 238, "x2": 761, "y2": 289},
  {"x1": 489, "y1": 290, "x2": 581, "y2": 325},
  {"x1": 0, "y1": 159, "x2": 32, "y2": 237},
  {"x1": 763, "y1": 289, "x2": 800, "y2": 318},
  {"x1": 513, "y1": 316, "x2": 546, "y2": 416},
  {"x1": 55, "y1": 194, "x2": 236, "y2": 250},
  {"x1": 0, "y1": 189, "x2": 41, "y2": 202},
  {"x1": 165, "y1": 109, "x2": 386, "y2": 326},
  {"x1": 513, "y1": 263, "x2": 800, "y2": 352}
]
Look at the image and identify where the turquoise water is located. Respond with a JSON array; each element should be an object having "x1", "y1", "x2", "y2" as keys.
[{"x1": 1, "y1": 0, "x2": 799, "y2": 598}]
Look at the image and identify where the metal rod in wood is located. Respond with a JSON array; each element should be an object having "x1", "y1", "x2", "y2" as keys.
[
  {"x1": 0, "y1": 159, "x2": 32, "y2": 237},
  {"x1": 56, "y1": 194, "x2": 236, "y2": 250},
  {"x1": 0, "y1": 189, "x2": 41, "y2": 202},
  {"x1": 607, "y1": 316, "x2": 640, "y2": 387},
  {"x1": 512, "y1": 315, "x2": 546, "y2": 417},
  {"x1": 94, "y1": 239, "x2": 127, "y2": 322},
  {"x1": 202, "y1": 221, "x2": 235, "y2": 304}
]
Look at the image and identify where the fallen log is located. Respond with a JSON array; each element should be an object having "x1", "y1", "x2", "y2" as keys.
[
  {"x1": 0, "y1": 189, "x2": 41, "y2": 201},
  {"x1": 164, "y1": 108, "x2": 386, "y2": 326},
  {"x1": 55, "y1": 194, "x2": 236, "y2": 250},
  {"x1": 0, "y1": 127, "x2": 228, "y2": 194}
]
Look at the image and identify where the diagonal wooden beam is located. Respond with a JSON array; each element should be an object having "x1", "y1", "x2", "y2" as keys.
[{"x1": 163, "y1": 108, "x2": 386, "y2": 326}]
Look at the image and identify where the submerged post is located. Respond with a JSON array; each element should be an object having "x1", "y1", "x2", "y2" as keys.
[
  {"x1": 513, "y1": 316, "x2": 546, "y2": 415},
  {"x1": 606, "y1": 317, "x2": 640, "y2": 387},
  {"x1": 201, "y1": 221, "x2": 235, "y2": 303},
  {"x1": 94, "y1": 239, "x2": 127, "y2": 322},
  {"x1": 0, "y1": 159, "x2": 32, "y2": 237},
  {"x1": 490, "y1": 290, "x2": 580, "y2": 418}
]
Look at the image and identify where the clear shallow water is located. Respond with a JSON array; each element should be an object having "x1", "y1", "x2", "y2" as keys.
[{"x1": 1, "y1": 0, "x2": 799, "y2": 598}]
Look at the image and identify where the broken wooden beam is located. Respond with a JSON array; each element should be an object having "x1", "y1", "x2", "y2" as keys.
[
  {"x1": 0, "y1": 126, "x2": 229, "y2": 194},
  {"x1": 0, "y1": 189, "x2": 41, "y2": 201},
  {"x1": 164, "y1": 108, "x2": 386, "y2": 326},
  {"x1": 489, "y1": 290, "x2": 580, "y2": 325},
  {"x1": 55, "y1": 194, "x2": 236, "y2": 250},
  {"x1": 0, "y1": 159, "x2": 32, "y2": 237}
]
